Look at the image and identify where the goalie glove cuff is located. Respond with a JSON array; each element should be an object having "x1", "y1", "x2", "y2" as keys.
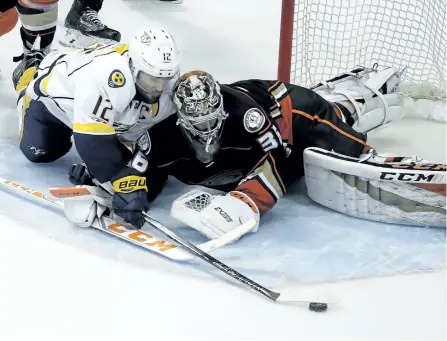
[{"x1": 229, "y1": 191, "x2": 260, "y2": 219}]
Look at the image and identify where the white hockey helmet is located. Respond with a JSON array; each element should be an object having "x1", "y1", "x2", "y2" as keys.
[{"x1": 128, "y1": 27, "x2": 181, "y2": 103}]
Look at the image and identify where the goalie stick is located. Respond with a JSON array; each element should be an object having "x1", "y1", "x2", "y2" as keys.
[
  {"x1": 0, "y1": 176, "x2": 255, "y2": 261},
  {"x1": 143, "y1": 212, "x2": 339, "y2": 310}
]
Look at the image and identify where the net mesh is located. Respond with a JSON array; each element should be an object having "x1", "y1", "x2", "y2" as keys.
[{"x1": 290, "y1": 0, "x2": 447, "y2": 100}]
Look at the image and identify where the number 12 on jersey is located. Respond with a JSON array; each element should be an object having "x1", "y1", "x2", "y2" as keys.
[{"x1": 92, "y1": 95, "x2": 113, "y2": 124}]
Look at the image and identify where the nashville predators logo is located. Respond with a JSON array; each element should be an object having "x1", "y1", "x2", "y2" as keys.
[{"x1": 108, "y1": 70, "x2": 126, "y2": 88}]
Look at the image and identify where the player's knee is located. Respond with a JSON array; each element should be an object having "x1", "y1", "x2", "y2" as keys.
[
  {"x1": 20, "y1": 139, "x2": 72, "y2": 163},
  {"x1": 0, "y1": 7, "x2": 19, "y2": 36}
]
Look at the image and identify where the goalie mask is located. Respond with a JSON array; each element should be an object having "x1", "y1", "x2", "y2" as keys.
[{"x1": 173, "y1": 71, "x2": 228, "y2": 163}]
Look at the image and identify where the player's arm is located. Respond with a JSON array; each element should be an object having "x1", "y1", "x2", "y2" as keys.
[
  {"x1": 70, "y1": 60, "x2": 150, "y2": 228},
  {"x1": 232, "y1": 79, "x2": 370, "y2": 157},
  {"x1": 171, "y1": 107, "x2": 288, "y2": 240},
  {"x1": 70, "y1": 59, "x2": 135, "y2": 183},
  {"x1": 233, "y1": 116, "x2": 288, "y2": 218}
]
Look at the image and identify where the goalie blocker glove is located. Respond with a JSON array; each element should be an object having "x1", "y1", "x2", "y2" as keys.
[{"x1": 111, "y1": 168, "x2": 150, "y2": 228}]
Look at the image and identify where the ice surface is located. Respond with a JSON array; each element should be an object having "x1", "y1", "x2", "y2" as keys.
[
  {"x1": 0, "y1": 215, "x2": 445, "y2": 340},
  {"x1": 0, "y1": 0, "x2": 445, "y2": 339}
]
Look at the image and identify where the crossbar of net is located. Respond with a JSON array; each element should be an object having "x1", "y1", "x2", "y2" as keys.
[{"x1": 290, "y1": 0, "x2": 447, "y2": 100}]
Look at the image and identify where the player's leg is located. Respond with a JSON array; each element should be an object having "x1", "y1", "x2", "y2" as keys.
[
  {"x1": 18, "y1": 94, "x2": 72, "y2": 163},
  {"x1": 0, "y1": 0, "x2": 18, "y2": 37},
  {"x1": 311, "y1": 65, "x2": 404, "y2": 134},
  {"x1": 268, "y1": 81, "x2": 367, "y2": 185},
  {"x1": 60, "y1": 0, "x2": 120, "y2": 48},
  {"x1": 13, "y1": 0, "x2": 58, "y2": 88}
]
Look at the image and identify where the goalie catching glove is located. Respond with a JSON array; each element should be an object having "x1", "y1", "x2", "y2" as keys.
[{"x1": 171, "y1": 190, "x2": 260, "y2": 240}]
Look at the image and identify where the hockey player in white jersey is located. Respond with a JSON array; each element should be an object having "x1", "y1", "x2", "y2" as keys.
[{"x1": 16, "y1": 27, "x2": 181, "y2": 227}]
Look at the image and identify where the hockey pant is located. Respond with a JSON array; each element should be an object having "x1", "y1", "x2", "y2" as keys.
[
  {"x1": 269, "y1": 82, "x2": 367, "y2": 185},
  {"x1": 19, "y1": 94, "x2": 72, "y2": 163}
]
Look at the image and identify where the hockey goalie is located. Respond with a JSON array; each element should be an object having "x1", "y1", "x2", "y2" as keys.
[{"x1": 63, "y1": 66, "x2": 446, "y2": 240}]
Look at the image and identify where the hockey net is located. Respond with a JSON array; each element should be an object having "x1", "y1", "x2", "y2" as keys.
[{"x1": 278, "y1": 0, "x2": 447, "y2": 121}]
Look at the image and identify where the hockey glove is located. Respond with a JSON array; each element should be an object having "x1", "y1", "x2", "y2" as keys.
[
  {"x1": 111, "y1": 168, "x2": 150, "y2": 229},
  {"x1": 69, "y1": 163, "x2": 94, "y2": 186},
  {"x1": 171, "y1": 190, "x2": 260, "y2": 239},
  {"x1": 61, "y1": 185, "x2": 112, "y2": 228}
]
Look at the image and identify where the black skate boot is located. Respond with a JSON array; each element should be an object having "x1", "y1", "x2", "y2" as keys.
[
  {"x1": 60, "y1": 0, "x2": 121, "y2": 49},
  {"x1": 12, "y1": 50, "x2": 45, "y2": 92}
]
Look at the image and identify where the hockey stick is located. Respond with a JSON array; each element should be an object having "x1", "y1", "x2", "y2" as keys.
[
  {"x1": 143, "y1": 212, "x2": 338, "y2": 310},
  {"x1": 0, "y1": 176, "x2": 254, "y2": 261},
  {"x1": 0, "y1": 175, "x2": 337, "y2": 309}
]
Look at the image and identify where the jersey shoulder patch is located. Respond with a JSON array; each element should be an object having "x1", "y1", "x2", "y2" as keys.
[
  {"x1": 243, "y1": 108, "x2": 265, "y2": 133},
  {"x1": 136, "y1": 131, "x2": 152, "y2": 154},
  {"x1": 108, "y1": 69, "x2": 126, "y2": 88}
]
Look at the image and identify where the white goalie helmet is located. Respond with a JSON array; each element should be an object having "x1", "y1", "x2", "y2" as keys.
[
  {"x1": 128, "y1": 27, "x2": 181, "y2": 103},
  {"x1": 173, "y1": 71, "x2": 228, "y2": 163}
]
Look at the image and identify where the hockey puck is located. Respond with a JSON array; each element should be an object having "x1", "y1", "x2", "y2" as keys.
[{"x1": 309, "y1": 302, "x2": 328, "y2": 312}]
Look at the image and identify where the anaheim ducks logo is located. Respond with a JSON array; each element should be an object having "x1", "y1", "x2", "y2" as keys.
[
  {"x1": 243, "y1": 108, "x2": 265, "y2": 133},
  {"x1": 108, "y1": 69, "x2": 126, "y2": 88}
]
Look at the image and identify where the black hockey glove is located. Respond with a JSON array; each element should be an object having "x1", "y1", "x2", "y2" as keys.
[
  {"x1": 111, "y1": 168, "x2": 150, "y2": 229},
  {"x1": 69, "y1": 163, "x2": 94, "y2": 186}
]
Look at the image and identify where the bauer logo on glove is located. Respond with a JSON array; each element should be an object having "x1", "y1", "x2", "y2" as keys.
[{"x1": 113, "y1": 175, "x2": 148, "y2": 193}]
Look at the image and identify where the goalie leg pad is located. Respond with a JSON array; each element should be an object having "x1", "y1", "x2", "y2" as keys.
[
  {"x1": 312, "y1": 65, "x2": 405, "y2": 133},
  {"x1": 303, "y1": 147, "x2": 446, "y2": 227}
]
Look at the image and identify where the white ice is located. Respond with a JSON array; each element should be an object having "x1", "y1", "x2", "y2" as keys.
[{"x1": 0, "y1": 0, "x2": 446, "y2": 340}]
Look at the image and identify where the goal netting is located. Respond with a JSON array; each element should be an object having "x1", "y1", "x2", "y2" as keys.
[{"x1": 278, "y1": 0, "x2": 446, "y2": 121}]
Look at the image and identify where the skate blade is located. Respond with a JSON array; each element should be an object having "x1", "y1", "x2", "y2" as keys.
[{"x1": 59, "y1": 28, "x2": 118, "y2": 49}]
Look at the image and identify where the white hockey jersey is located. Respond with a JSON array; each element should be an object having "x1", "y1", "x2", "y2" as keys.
[{"x1": 18, "y1": 43, "x2": 176, "y2": 182}]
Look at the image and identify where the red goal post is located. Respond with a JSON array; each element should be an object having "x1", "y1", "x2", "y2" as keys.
[{"x1": 277, "y1": 0, "x2": 295, "y2": 83}]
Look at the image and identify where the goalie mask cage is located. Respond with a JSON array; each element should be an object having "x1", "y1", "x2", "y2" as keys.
[{"x1": 277, "y1": 0, "x2": 447, "y2": 119}]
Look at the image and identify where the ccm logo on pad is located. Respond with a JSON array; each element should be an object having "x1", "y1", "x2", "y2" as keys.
[{"x1": 380, "y1": 172, "x2": 435, "y2": 182}]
